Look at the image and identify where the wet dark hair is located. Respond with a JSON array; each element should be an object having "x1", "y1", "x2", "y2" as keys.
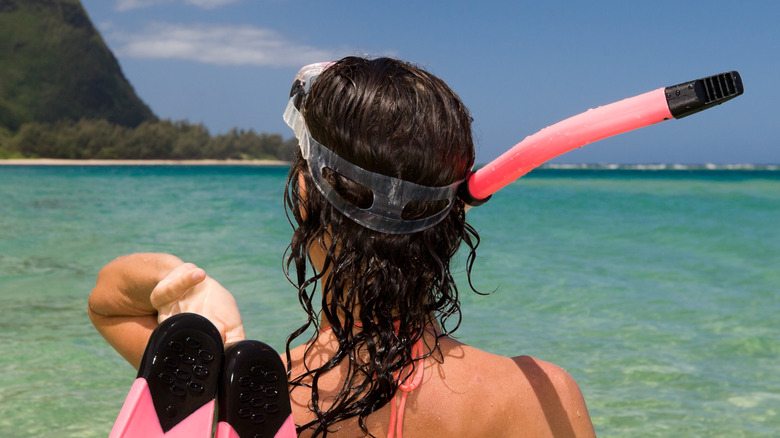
[{"x1": 283, "y1": 56, "x2": 481, "y2": 437}]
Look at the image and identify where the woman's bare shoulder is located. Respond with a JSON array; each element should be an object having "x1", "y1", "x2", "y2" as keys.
[
  {"x1": 434, "y1": 339, "x2": 595, "y2": 437},
  {"x1": 439, "y1": 340, "x2": 585, "y2": 403},
  {"x1": 510, "y1": 355, "x2": 582, "y2": 396},
  {"x1": 505, "y1": 355, "x2": 596, "y2": 437}
]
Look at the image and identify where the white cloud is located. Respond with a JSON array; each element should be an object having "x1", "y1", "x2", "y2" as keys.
[
  {"x1": 115, "y1": 0, "x2": 160, "y2": 11},
  {"x1": 107, "y1": 22, "x2": 346, "y2": 67},
  {"x1": 116, "y1": 0, "x2": 242, "y2": 12},
  {"x1": 184, "y1": 0, "x2": 242, "y2": 8}
]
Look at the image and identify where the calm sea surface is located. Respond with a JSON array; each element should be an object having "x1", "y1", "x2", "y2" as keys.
[{"x1": 0, "y1": 165, "x2": 778, "y2": 437}]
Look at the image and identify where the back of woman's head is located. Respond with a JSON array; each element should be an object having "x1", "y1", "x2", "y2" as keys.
[
  {"x1": 284, "y1": 56, "x2": 480, "y2": 436},
  {"x1": 304, "y1": 56, "x2": 474, "y2": 192}
]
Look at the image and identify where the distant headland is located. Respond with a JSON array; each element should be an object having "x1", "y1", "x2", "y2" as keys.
[{"x1": 0, "y1": 0, "x2": 294, "y2": 162}]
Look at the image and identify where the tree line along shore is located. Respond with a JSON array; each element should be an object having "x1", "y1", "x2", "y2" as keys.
[{"x1": 0, "y1": 118, "x2": 297, "y2": 162}]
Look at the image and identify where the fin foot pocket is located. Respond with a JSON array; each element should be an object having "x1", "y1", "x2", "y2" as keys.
[
  {"x1": 110, "y1": 313, "x2": 224, "y2": 437},
  {"x1": 216, "y1": 340, "x2": 295, "y2": 438}
]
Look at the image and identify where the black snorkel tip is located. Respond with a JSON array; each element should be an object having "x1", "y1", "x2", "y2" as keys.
[
  {"x1": 665, "y1": 71, "x2": 743, "y2": 119},
  {"x1": 458, "y1": 176, "x2": 492, "y2": 207}
]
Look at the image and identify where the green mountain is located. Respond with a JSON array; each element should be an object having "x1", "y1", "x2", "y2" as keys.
[{"x1": 0, "y1": 0, "x2": 156, "y2": 132}]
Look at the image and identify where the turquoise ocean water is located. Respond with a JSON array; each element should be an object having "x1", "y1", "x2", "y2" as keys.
[{"x1": 0, "y1": 164, "x2": 778, "y2": 437}]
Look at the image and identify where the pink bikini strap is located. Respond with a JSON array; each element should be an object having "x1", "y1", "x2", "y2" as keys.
[
  {"x1": 319, "y1": 321, "x2": 428, "y2": 438},
  {"x1": 387, "y1": 336, "x2": 425, "y2": 438}
]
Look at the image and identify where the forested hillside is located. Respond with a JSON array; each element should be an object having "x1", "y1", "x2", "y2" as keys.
[
  {"x1": 0, "y1": 0, "x2": 294, "y2": 161},
  {"x1": 0, "y1": 0, "x2": 155, "y2": 131}
]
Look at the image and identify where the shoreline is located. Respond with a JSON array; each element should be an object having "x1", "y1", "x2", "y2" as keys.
[
  {"x1": 0, "y1": 158, "x2": 290, "y2": 166},
  {"x1": 1, "y1": 159, "x2": 776, "y2": 171}
]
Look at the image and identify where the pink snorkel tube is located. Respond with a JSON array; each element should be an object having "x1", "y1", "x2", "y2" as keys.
[{"x1": 460, "y1": 71, "x2": 744, "y2": 205}]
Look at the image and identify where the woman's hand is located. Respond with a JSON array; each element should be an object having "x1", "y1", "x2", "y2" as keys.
[{"x1": 150, "y1": 263, "x2": 246, "y2": 346}]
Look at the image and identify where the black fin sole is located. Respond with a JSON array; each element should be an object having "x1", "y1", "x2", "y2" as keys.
[
  {"x1": 218, "y1": 340, "x2": 293, "y2": 437},
  {"x1": 137, "y1": 312, "x2": 224, "y2": 432}
]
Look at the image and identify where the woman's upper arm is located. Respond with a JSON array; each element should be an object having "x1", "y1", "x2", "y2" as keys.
[
  {"x1": 88, "y1": 253, "x2": 184, "y2": 368},
  {"x1": 87, "y1": 306, "x2": 157, "y2": 368},
  {"x1": 88, "y1": 253, "x2": 184, "y2": 317}
]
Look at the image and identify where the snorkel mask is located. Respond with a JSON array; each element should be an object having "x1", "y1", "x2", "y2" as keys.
[{"x1": 283, "y1": 62, "x2": 465, "y2": 234}]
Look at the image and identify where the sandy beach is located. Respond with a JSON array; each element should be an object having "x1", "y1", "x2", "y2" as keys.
[{"x1": 0, "y1": 158, "x2": 290, "y2": 166}]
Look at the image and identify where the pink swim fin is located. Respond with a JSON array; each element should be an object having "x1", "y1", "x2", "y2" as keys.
[
  {"x1": 109, "y1": 313, "x2": 224, "y2": 438},
  {"x1": 215, "y1": 340, "x2": 296, "y2": 438}
]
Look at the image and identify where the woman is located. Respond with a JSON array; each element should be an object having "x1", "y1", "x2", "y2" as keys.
[{"x1": 89, "y1": 57, "x2": 596, "y2": 437}]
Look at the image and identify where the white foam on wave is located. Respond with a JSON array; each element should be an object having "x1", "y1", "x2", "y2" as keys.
[
  {"x1": 538, "y1": 163, "x2": 779, "y2": 171},
  {"x1": 728, "y1": 392, "x2": 780, "y2": 409}
]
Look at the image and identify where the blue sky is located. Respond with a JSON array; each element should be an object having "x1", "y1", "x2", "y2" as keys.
[{"x1": 79, "y1": 0, "x2": 779, "y2": 164}]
